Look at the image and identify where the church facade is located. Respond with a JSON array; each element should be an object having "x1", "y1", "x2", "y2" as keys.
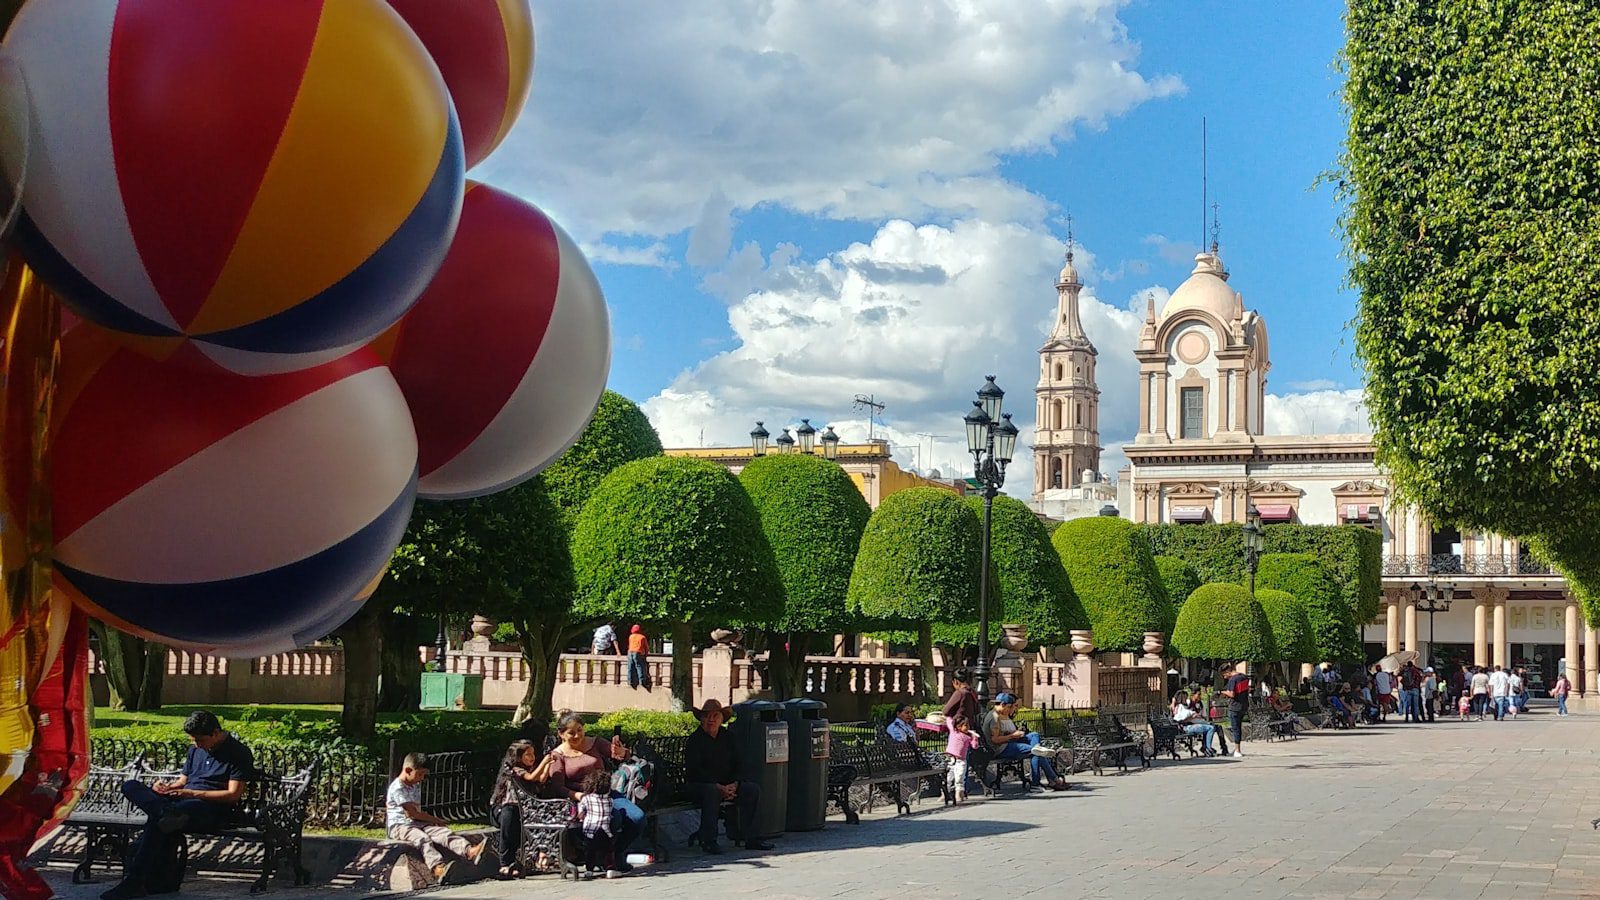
[{"x1": 1032, "y1": 243, "x2": 1592, "y2": 699}]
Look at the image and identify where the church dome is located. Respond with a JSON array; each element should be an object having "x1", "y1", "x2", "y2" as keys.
[
  {"x1": 1057, "y1": 256, "x2": 1080, "y2": 287},
  {"x1": 1161, "y1": 251, "x2": 1240, "y2": 323}
]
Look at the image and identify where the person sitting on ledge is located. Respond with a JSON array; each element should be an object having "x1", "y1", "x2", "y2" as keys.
[
  {"x1": 685, "y1": 699, "x2": 772, "y2": 854},
  {"x1": 102, "y1": 710, "x2": 255, "y2": 900}
]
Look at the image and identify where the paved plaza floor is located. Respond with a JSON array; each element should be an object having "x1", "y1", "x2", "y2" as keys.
[{"x1": 41, "y1": 703, "x2": 1600, "y2": 899}]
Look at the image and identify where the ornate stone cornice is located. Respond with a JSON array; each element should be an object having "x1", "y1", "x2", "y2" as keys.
[{"x1": 1332, "y1": 479, "x2": 1388, "y2": 495}]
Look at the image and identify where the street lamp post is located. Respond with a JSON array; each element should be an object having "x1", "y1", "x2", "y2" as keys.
[
  {"x1": 753, "y1": 419, "x2": 841, "y2": 460},
  {"x1": 1242, "y1": 504, "x2": 1264, "y2": 595},
  {"x1": 963, "y1": 375, "x2": 1019, "y2": 703},
  {"x1": 750, "y1": 421, "x2": 770, "y2": 456},
  {"x1": 1409, "y1": 572, "x2": 1455, "y2": 665},
  {"x1": 820, "y1": 426, "x2": 840, "y2": 460}
]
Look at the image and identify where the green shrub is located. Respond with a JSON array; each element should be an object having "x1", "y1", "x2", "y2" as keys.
[
  {"x1": 1254, "y1": 588, "x2": 1314, "y2": 663},
  {"x1": 847, "y1": 487, "x2": 981, "y2": 626},
  {"x1": 1146, "y1": 524, "x2": 1247, "y2": 584},
  {"x1": 1171, "y1": 583, "x2": 1275, "y2": 662},
  {"x1": 739, "y1": 453, "x2": 870, "y2": 633},
  {"x1": 1256, "y1": 553, "x2": 1362, "y2": 663},
  {"x1": 593, "y1": 709, "x2": 697, "y2": 740},
  {"x1": 953, "y1": 495, "x2": 1088, "y2": 646},
  {"x1": 1153, "y1": 555, "x2": 1202, "y2": 607},
  {"x1": 541, "y1": 390, "x2": 664, "y2": 530},
  {"x1": 1052, "y1": 517, "x2": 1170, "y2": 651}
]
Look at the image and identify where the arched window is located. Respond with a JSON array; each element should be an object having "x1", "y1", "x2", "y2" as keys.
[
  {"x1": 1075, "y1": 403, "x2": 1082, "y2": 425},
  {"x1": 1054, "y1": 363, "x2": 1063, "y2": 381},
  {"x1": 1050, "y1": 457, "x2": 1063, "y2": 489},
  {"x1": 1051, "y1": 400, "x2": 1063, "y2": 430}
]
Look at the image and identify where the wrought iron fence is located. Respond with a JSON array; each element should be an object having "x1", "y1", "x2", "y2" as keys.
[
  {"x1": 1381, "y1": 554, "x2": 1559, "y2": 577},
  {"x1": 87, "y1": 737, "x2": 493, "y2": 830}
]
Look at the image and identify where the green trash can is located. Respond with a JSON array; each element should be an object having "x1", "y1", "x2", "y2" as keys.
[
  {"x1": 729, "y1": 699, "x2": 788, "y2": 839},
  {"x1": 782, "y1": 698, "x2": 829, "y2": 831},
  {"x1": 419, "y1": 672, "x2": 484, "y2": 710}
]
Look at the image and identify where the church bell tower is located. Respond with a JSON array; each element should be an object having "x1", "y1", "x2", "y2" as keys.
[{"x1": 1033, "y1": 230, "x2": 1101, "y2": 497}]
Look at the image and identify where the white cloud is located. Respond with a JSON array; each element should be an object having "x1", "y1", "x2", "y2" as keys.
[
  {"x1": 580, "y1": 240, "x2": 676, "y2": 269},
  {"x1": 1263, "y1": 389, "x2": 1370, "y2": 436},
  {"x1": 485, "y1": 1, "x2": 1183, "y2": 248},
  {"x1": 1287, "y1": 378, "x2": 1341, "y2": 392},
  {"x1": 642, "y1": 219, "x2": 1145, "y2": 497}
]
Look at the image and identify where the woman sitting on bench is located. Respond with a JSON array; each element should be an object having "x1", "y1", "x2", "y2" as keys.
[{"x1": 981, "y1": 694, "x2": 1069, "y2": 791}]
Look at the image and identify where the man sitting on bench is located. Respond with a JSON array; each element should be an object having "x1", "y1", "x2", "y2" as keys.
[
  {"x1": 103, "y1": 710, "x2": 254, "y2": 900},
  {"x1": 684, "y1": 699, "x2": 772, "y2": 854}
]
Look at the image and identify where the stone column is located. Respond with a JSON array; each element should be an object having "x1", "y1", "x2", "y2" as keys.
[
  {"x1": 1565, "y1": 596, "x2": 1581, "y2": 688},
  {"x1": 1138, "y1": 374, "x2": 1151, "y2": 434},
  {"x1": 1155, "y1": 373, "x2": 1168, "y2": 436},
  {"x1": 1403, "y1": 598, "x2": 1418, "y2": 652},
  {"x1": 1585, "y1": 622, "x2": 1599, "y2": 699},
  {"x1": 1473, "y1": 596, "x2": 1488, "y2": 667},
  {"x1": 1384, "y1": 593, "x2": 1401, "y2": 654},
  {"x1": 1491, "y1": 592, "x2": 1508, "y2": 669}
]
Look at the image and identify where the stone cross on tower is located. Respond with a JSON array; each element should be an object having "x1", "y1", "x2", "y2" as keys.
[{"x1": 1033, "y1": 223, "x2": 1102, "y2": 497}]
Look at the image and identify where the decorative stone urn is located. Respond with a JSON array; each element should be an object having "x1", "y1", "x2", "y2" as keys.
[
  {"x1": 709, "y1": 628, "x2": 740, "y2": 646},
  {"x1": 1000, "y1": 623, "x2": 1029, "y2": 653},
  {"x1": 1069, "y1": 629, "x2": 1095, "y2": 658},
  {"x1": 470, "y1": 615, "x2": 496, "y2": 640},
  {"x1": 1142, "y1": 631, "x2": 1165, "y2": 658}
]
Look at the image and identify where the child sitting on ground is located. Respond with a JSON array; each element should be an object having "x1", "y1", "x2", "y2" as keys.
[
  {"x1": 944, "y1": 714, "x2": 980, "y2": 802},
  {"x1": 575, "y1": 768, "x2": 616, "y2": 879},
  {"x1": 386, "y1": 752, "x2": 485, "y2": 881}
]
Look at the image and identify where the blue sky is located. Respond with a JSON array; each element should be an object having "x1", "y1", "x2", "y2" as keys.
[{"x1": 481, "y1": 1, "x2": 1366, "y2": 487}]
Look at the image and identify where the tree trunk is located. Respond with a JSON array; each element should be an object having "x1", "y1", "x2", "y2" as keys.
[
  {"x1": 337, "y1": 601, "x2": 383, "y2": 740},
  {"x1": 513, "y1": 618, "x2": 573, "y2": 725},
  {"x1": 378, "y1": 610, "x2": 421, "y2": 712},
  {"x1": 91, "y1": 620, "x2": 165, "y2": 712},
  {"x1": 670, "y1": 621, "x2": 694, "y2": 712},
  {"x1": 780, "y1": 632, "x2": 812, "y2": 700},
  {"x1": 917, "y1": 623, "x2": 937, "y2": 703},
  {"x1": 766, "y1": 637, "x2": 791, "y2": 701}
]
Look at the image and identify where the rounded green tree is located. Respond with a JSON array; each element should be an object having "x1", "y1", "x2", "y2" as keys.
[
  {"x1": 939, "y1": 495, "x2": 1087, "y2": 649},
  {"x1": 1171, "y1": 583, "x2": 1276, "y2": 663},
  {"x1": 739, "y1": 453, "x2": 871, "y2": 698},
  {"x1": 1052, "y1": 516, "x2": 1171, "y2": 652},
  {"x1": 847, "y1": 487, "x2": 981, "y2": 700},
  {"x1": 573, "y1": 456, "x2": 783, "y2": 709},
  {"x1": 1254, "y1": 588, "x2": 1313, "y2": 664},
  {"x1": 1153, "y1": 555, "x2": 1202, "y2": 608},
  {"x1": 1256, "y1": 553, "x2": 1360, "y2": 663},
  {"x1": 541, "y1": 390, "x2": 664, "y2": 530}
]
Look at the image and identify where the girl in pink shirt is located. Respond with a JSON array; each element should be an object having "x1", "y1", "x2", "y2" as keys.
[{"x1": 944, "y1": 715, "x2": 980, "y2": 802}]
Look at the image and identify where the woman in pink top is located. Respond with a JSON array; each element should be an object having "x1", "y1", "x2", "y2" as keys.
[{"x1": 943, "y1": 714, "x2": 980, "y2": 802}]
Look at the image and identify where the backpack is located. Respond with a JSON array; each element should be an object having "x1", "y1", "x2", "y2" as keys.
[{"x1": 611, "y1": 756, "x2": 653, "y2": 803}]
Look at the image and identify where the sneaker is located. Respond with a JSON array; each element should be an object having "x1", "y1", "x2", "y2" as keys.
[
  {"x1": 606, "y1": 869, "x2": 624, "y2": 879},
  {"x1": 1230, "y1": 751, "x2": 1243, "y2": 759},
  {"x1": 579, "y1": 870, "x2": 595, "y2": 881}
]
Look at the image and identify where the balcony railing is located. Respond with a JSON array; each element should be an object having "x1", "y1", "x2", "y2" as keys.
[{"x1": 1382, "y1": 554, "x2": 1559, "y2": 578}]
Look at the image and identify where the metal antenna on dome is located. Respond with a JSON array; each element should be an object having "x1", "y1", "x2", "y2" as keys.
[
  {"x1": 1065, "y1": 212, "x2": 1075, "y2": 264},
  {"x1": 1211, "y1": 201, "x2": 1221, "y2": 254},
  {"x1": 1201, "y1": 116, "x2": 1208, "y2": 251}
]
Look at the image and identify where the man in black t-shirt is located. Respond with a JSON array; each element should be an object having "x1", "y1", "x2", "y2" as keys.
[
  {"x1": 684, "y1": 699, "x2": 769, "y2": 854},
  {"x1": 1221, "y1": 663, "x2": 1251, "y2": 759},
  {"x1": 103, "y1": 710, "x2": 255, "y2": 900}
]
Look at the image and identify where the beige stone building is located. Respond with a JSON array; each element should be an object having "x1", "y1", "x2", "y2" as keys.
[
  {"x1": 666, "y1": 437, "x2": 958, "y2": 509},
  {"x1": 1034, "y1": 245, "x2": 1591, "y2": 697}
]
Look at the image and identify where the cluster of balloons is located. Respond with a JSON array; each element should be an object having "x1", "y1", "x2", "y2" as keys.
[
  {"x1": 9, "y1": 0, "x2": 611, "y2": 657},
  {"x1": 1, "y1": 1, "x2": 612, "y2": 894}
]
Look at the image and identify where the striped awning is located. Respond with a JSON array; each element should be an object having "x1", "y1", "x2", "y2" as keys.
[
  {"x1": 1257, "y1": 504, "x2": 1295, "y2": 523},
  {"x1": 1171, "y1": 506, "x2": 1210, "y2": 523}
]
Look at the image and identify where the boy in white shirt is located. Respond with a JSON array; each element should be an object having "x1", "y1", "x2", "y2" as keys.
[{"x1": 386, "y1": 753, "x2": 484, "y2": 880}]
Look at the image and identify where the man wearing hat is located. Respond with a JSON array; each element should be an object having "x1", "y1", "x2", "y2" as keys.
[
  {"x1": 684, "y1": 699, "x2": 772, "y2": 854},
  {"x1": 980, "y1": 693, "x2": 1069, "y2": 791}
]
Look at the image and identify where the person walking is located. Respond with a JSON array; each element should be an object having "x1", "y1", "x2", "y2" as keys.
[
  {"x1": 1372, "y1": 664, "x2": 1395, "y2": 721},
  {"x1": 626, "y1": 625, "x2": 650, "y2": 689},
  {"x1": 1421, "y1": 667, "x2": 1438, "y2": 722},
  {"x1": 1469, "y1": 666, "x2": 1491, "y2": 720},
  {"x1": 1553, "y1": 671, "x2": 1572, "y2": 717},
  {"x1": 1488, "y1": 665, "x2": 1512, "y2": 721},
  {"x1": 1507, "y1": 667, "x2": 1524, "y2": 719},
  {"x1": 1398, "y1": 662, "x2": 1422, "y2": 723}
]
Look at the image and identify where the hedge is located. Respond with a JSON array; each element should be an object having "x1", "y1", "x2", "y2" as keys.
[
  {"x1": 1053, "y1": 517, "x2": 1170, "y2": 652},
  {"x1": 1152, "y1": 555, "x2": 1201, "y2": 608},
  {"x1": 593, "y1": 708, "x2": 698, "y2": 739},
  {"x1": 1145, "y1": 523, "x2": 1382, "y2": 623},
  {"x1": 541, "y1": 390, "x2": 664, "y2": 531},
  {"x1": 935, "y1": 495, "x2": 1088, "y2": 647},
  {"x1": 1171, "y1": 583, "x2": 1275, "y2": 662},
  {"x1": 1256, "y1": 553, "x2": 1362, "y2": 663},
  {"x1": 1254, "y1": 588, "x2": 1314, "y2": 663},
  {"x1": 847, "y1": 487, "x2": 982, "y2": 626}
]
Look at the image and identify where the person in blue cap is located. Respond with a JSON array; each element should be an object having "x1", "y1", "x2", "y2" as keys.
[{"x1": 980, "y1": 693, "x2": 1069, "y2": 791}]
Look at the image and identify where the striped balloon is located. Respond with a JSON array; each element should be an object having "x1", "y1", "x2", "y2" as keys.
[
  {"x1": 51, "y1": 326, "x2": 418, "y2": 657},
  {"x1": 377, "y1": 182, "x2": 611, "y2": 500},
  {"x1": 3, "y1": 0, "x2": 465, "y2": 374},
  {"x1": 388, "y1": 0, "x2": 535, "y2": 169}
]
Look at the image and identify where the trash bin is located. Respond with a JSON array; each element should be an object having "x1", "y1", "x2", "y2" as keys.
[
  {"x1": 729, "y1": 699, "x2": 788, "y2": 839},
  {"x1": 782, "y1": 698, "x2": 829, "y2": 831}
]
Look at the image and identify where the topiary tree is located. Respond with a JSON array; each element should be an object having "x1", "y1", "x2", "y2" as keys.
[
  {"x1": 847, "y1": 487, "x2": 981, "y2": 701},
  {"x1": 933, "y1": 495, "x2": 1088, "y2": 653},
  {"x1": 1343, "y1": 1, "x2": 1600, "y2": 618},
  {"x1": 573, "y1": 456, "x2": 784, "y2": 710},
  {"x1": 1152, "y1": 555, "x2": 1202, "y2": 608},
  {"x1": 1052, "y1": 517, "x2": 1171, "y2": 652},
  {"x1": 541, "y1": 390, "x2": 665, "y2": 531},
  {"x1": 1254, "y1": 588, "x2": 1314, "y2": 666},
  {"x1": 1171, "y1": 583, "x2": 1276, "y2": 664},
  {"x1": 739, "y1": 454, "x2": 871, "y2": 699},
  {"x1": 1255, "y1": 553, "x2": 1361, "y2": 664}
]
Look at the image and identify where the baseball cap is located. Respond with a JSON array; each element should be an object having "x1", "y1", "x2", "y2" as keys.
[{"x1": 993, "y1": 692, "x2": 1017, "y2": 704}]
